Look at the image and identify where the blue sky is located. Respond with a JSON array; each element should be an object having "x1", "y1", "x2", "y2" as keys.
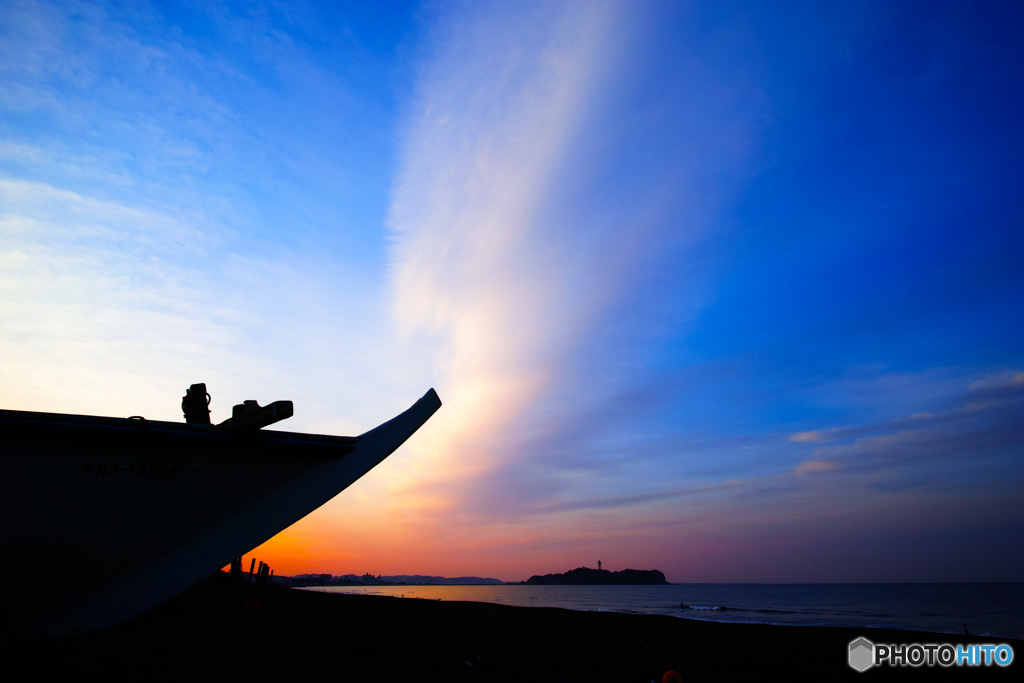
[{"x1": 2, "y1": 0, "x2": 1022, "y2": 581}]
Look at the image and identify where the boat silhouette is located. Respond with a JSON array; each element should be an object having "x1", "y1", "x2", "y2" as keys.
[{"x1": 0, "y1": 384, "x2": 441, "y2": 637}]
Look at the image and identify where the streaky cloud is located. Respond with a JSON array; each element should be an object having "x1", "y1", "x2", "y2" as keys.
[
  {"x1": 386, "y1": 0, "x2": 631, "y2": 502},
  {"x1": 385, "y1": 0, "x2": 766, "y2": 527}
]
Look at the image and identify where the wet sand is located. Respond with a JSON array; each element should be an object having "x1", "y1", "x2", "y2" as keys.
[{"x1": 5, "y1": 576, "x2": 1019, "y2": 681}]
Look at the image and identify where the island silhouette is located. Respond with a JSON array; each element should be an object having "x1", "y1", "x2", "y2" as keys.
[{"x1": 525, "y1": 566, "x2": 668, "y2": 585}]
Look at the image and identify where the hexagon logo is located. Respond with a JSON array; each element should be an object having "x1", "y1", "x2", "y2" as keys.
[{"x1": 849, "y1": 637, "x2": 875, "y2": 672}]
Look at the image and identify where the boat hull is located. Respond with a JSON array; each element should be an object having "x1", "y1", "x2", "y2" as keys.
[{"x1": 0, "y1": 389, "x2": 441, "y2": 637}]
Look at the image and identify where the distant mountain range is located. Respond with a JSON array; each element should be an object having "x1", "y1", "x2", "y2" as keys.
[
  {"x1": 383, "y1": 575, "x2": 504, "y2": 585},
  {"x1": 280, "y1": 573, "x2": 504, "y2": 586}
]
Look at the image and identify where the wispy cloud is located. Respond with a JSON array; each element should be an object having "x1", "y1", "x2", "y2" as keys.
[
  {"x1": 794, "y1": 459, "x2": 840, "y2": 475},
  {"x1": 383, "y1": 0, "x2": 768, "y2": 536},
  {"x1": 386, "y1": 0, "x2": 630, "y2": 505},
  {"x1": 791, "y1": 373, "x2": 1024, "y2": 483},
  {"x1": 790, "y1": 428, "x2": 844, "y2": 443},
  {"x1": 0, "y1": 3, "x2": 418, "y2": 428}
]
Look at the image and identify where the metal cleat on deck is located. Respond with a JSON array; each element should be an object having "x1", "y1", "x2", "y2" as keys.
[{"x1": 220, "y1": 398, "x2": 294, "y2": 430}]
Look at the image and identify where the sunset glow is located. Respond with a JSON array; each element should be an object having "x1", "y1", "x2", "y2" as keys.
[{"x1": 3, "y1": 0, "x2": 1023, "y2": 583}]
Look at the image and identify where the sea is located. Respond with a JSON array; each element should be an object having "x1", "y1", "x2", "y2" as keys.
[{"x1": 300, "y1": 583, "x2": 1024, "y2": 640}]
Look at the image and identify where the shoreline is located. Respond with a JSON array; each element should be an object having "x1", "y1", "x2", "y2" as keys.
[
  {"x1": 5, "y1": 579, "x2": 1020, "y2": 681},
  {"x1": 299, "y1": 582, "x2": 1024, "y2": 640}
]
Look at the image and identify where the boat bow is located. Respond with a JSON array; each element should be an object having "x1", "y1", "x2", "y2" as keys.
[{"x1": 0, "y1": 388, "x2": 441, "y2": 636}]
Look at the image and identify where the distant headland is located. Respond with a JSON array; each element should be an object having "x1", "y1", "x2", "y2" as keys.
[{"x1": 524, "y1": 566, "x2": 669, "y2": 585}]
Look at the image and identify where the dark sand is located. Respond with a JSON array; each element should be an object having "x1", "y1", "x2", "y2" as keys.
[{"x1": 5, "y1": 575, "x2": 1019, "y2": 681}]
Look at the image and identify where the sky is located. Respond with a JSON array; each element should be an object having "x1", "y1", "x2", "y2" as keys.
[{"x1": 2, "y1": 0, "x2": 1023, "y2": 583}]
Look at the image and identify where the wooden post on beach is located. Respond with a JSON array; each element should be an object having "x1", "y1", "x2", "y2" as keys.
[
  {"x1": 260, "y1": 561, "x2": 272, "y2": 588},
  {"x1": 248, "y1": 558, "x2": 256, "y2": 584}
]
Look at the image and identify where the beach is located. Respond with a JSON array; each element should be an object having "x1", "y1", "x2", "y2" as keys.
[{"x1": 5, "y1": 575, "x2": 1019, "y2": 681}]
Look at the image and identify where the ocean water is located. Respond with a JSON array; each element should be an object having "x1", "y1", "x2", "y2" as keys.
[{"x1": 301, "y1": 583, "x2": 1024, "y2": 640}]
